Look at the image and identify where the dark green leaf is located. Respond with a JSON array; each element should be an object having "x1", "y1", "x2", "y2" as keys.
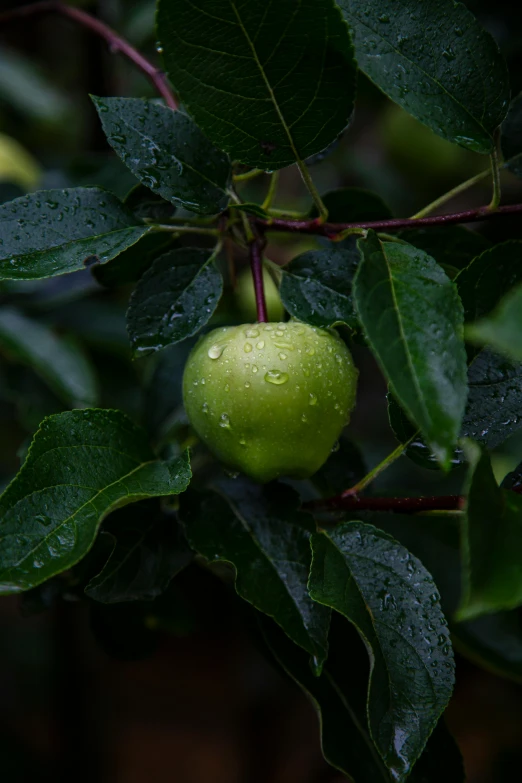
[
  {"x1": 455, "y1": 612, "x2": 522, "y2": 683},
  {"x1": 313, "y1": 187, "x2": 392, "y2": 222},
  {"x1": 310, "y1": 522, "x2": 455, "y2": 780},
  {"x1": 231, "y1": 202, "x2": 269, "y2": 219},
  {"x1": 180, "y1": 479, "x2": 331, "y2": 670},
  {"x1": 310, "y1": 522, "x2": 454, "y2": 780},
  {"x1": 84, "y1": 502, "x2": 192, "y2": 603},
  {"x1": 502, "y1": 460, "x2": 522, "y2": 492},
  {"x1": 458, "y1": 442, "x2": 522, "y2": 621},
  {"x1": 312, "y1": 436, "x2": 366, "y2": 497},
  {"x1": 260, "y1": 617, "x2": 390, "y2": 782},
  {"x1": 337, "y1": 0, "x2": 509, "y2": 153},
  {"x1": 398, "y1": 226, "x2": 491, "y2": 279},
  {"x1": 127, "y1": 247, "x2": 223, "y2": 357},
  {"x1": 501, "y1": 92, "x2": 522, "y2": 177},
  {"x1": 466, "y1": 283, "x2": 522, "y2": 362},
  {"x1": 93, "y1": 97, "x2": 231, "y2": 214},
  {"x1": 354, "y1": 231, "x2": 467, "y2": 466},
  {"x1": 280, "y1": 243, "x2": 360, "y2": 328},
  {"x1": 143, "y1": 339, "x2": 196, "y2": 441},
  {"x1": 388, "y1": 350, "x2": 522, "y2": 469},
  {"x1": 0, "y1": 307, "x2": 98, "y2": 407},
  {"x1": 0, "y1": 188, "x2": 150, "y2": 281},
  {"x1": 157, "y1": 0, "x2": 356, "y2": 169},
  {"x1": 457, "y1": 241, "x2": 522, "y2": 323},
  {"x1": 93, "y1": 232, "x2": 173, "y2": 288},
  {"x1": 0, "y1": 410, "x2": 191, "y2": 594},
  {"x1": 124, "y1": 183, "x2": 177, "y2": 222}
]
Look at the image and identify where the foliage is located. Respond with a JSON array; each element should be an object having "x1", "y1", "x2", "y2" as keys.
[{"x1": 1, "y1": 0, "x2": 522, "y2": 780}]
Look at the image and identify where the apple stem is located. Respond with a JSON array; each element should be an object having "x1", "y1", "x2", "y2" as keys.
[
  {"x1": 249, "y1": 234, "x2": 268, "y2": 323},
  {"x1": 304, "y1": 494, "x2": 465, "y2": 514}
]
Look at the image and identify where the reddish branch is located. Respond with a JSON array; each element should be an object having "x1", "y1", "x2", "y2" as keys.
[
  {"x1": 249, "y1": 233, "x2": 269, "y2": 322},
  {"x1": 257, "y1": 203, "x2": 522, "y2": 237},
  {"x1": 0, "y1": 1, "x2": 178, "y2": 110},
  {"x1": 303, "y1": 494, "x2": 464, "y2": 514}
]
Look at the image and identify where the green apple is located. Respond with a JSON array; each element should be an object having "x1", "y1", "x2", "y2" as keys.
[
  {"x1": 183, "y1": 321, "x2": 358, "y2": 482},
  {"x1": 235, "y1": 266, "x2": 285, "y2": 323}
]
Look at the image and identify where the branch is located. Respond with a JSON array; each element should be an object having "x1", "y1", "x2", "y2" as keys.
[
  {"x1": 0, "y1": 2, "x2": 178, "y2": 110},
  {"x1": 303, "y1": 494, "x2": 464, "y2": 514},
  {"x1": 249, "y1": 232, "x2": 268, "y2": 323},
  {"x1": 258, "y1": 202, "x2": 522, "y2": 237}
]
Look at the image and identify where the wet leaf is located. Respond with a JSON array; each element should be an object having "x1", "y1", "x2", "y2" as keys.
[
  {"x1": 354, "y1": 231, "x2": 467, "y2": 466},
  {"x1": 180, "y1": 479, "x2": 331, "y2": 671},
  {"x1": 92, "y1": 232, "x2": 174, "y2": 288},
  {"x1": 0, "y1": 188, "x2": 150, "y2": 280},
  {"x1": 0, "y1": 307, "x2": 98, "y2": 407},
  {"x1": 127, "y1": 247, "x2": 223, "y2": 357},
  {"x1": 458, "y1": 443, "x2": 522, "y2": 622},
  {"x1": 85, "y1": 502, "x2": 193, "y2": 603},
  {"x1": 0, "y1": 410, "x2": 191, "y2": 594},
  {"x1": 93, "y1": 97, "x2": 231, "y2": 214},
  {"x1": 466, "y1": 282, "x2": 522, "y2": 362},
  {"x1": 457, "y1": 241, "x2": 522, "y2": 324},
  {"x1": 280, "y1": 243, "x2": 360, "y2": 328},
  {"x1": 399, "y1": 226, "x2": 491, "y2": 279},
  {"x1": 310, "y1": 521, "x2": 455, "y2": 781},
  {"x1": 337, "y1": 0, "x2": 509, "y2": 153},
  {"x1": 157, "y1": 0, "x2": 356, "y2": 169}
]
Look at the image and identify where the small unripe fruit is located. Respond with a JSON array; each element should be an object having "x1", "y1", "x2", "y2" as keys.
[{"x1": 183, "y1": 321, "x2": 358, "y2": 482}]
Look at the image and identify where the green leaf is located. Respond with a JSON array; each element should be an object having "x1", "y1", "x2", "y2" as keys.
[
  {"x1": 92, "y1": 232, "x2": 174, "y2": 288},
  {"x1": 458, "y1": 442, "x2": 522, "y2": 622},
  {"x1": 466, "y1": 283, "x2": 522, "y2": 362},
  {"x1": 312, "y1": 435, "x2": 366, "y2": 497},
  {"x1": 0, "y1": 307, "x2": 98, "y2": 407},
  {"x1": 280, "y1": 243, "x2": 360, "y2": 328},
  {"x1": 373, "y1": 512, "x2": 522, "y2": 684},
  {"x1": 388, "y1": 350, "x2": 522, "y2": 470},
  {"x1": 127, "y1": 247, "x2": 223, "y2": 357},
  {"x1": 124, "y1": 183, "x2": 177, "y2": 222},
  {"x1": 143, "y1": 339, "x2": 196, "y2": 441},
  {"x1": 0, "y1": 410, "x2": 191, "y2": 594},
  {"x1": 157, "y1": 0, "x2": 356, "y2": 170},
  {"x1": 501, "y1": 92, "x2": 522, "y2": 177},
  {"x1": 457, "y1": 241, "x2": 522, "y2": 324},
  {"x1": 230, "y1": 202, "x2": 269, "y2": 219},
  {"x1": 0, "y1": 188, "x2": 150, "y2": 281},
  {"x1": 309, "y1": 522, "x2": 455, "y2": 781},
  {"x1": 398, "y1": 226, "x2": 491, "y2": 279},
  {"x1": 92, "y1": 97, "x2": 232, "y2": 214},
  {"x1": 312, "y1": 187, "x2": 392, "y2": 222},
  {"x1": 354, "y1": 231, "x2": 467, "y2": 466},
  {"x1": 180, "y1": 479, "x2": 331, "y2": 670},
  {"x1": 337, "y1": 0, "x2": 509, "y2": 153},
  {"x1": 84, "y1": 502, "x2": 192, "y2": 603}
]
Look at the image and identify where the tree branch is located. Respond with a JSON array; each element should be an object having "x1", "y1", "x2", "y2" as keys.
[
  {"x1": 303, "y1": 494, "x2": 464, "y2": 514},
  {"x1": 0, "y1": 1, "x2": 178, "y2": 110},
  {"x1": 249, "y1": 232, "x2": 268, "y2": 323},
  {"x1": 258, "y1": 202, "x2": 522, "y2": 237}
]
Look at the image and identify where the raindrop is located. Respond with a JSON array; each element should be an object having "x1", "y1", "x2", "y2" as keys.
[
  {"x1": 208, "y1": 343, "x2": 227, "y2": 359},
  {"x1": 219, "y1": 413, "x2": 231, "y2": 429},
  {"x1": 279, "y1": 352, "x2": 287, "y2": 360},
  {"x1": 264, "y1": 369, "x2": 289, "y2": 385},
  {"x1": 245, "y1": 327, "x2": 260, "y2": 338},
  {"x1": 256, "y1": 341, "x2": 265, "y2": 349},
  {"x1": 309, "y1": 393, "x2": 318, "y2": 406},
  {"x1": 244, "y1": 381, "x2": 251, "y2": 388},
  {"x1": 244, "y1": 342, "x2": 253, "y2": 353},
  {"x1": 252, "y1": 365, "x2": 258, "y2": 373}
]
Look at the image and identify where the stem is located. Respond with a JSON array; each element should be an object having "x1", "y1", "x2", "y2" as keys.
[
  {"x1": 305, "y1": 494, "x2": 464, "y2": 514},
  {"x1": 233, "y1": 168, "x2": 264, "y2": 183},
  {"x1": 257, "y1": 202, "x2": 522, "y2": 236},
  {"x1": 296, "y1": 159, "x2": 328, "y2": 221},
  {"x1": 0, "y1": 2, "x2": 178, "y2": 110},
  {"x1": 345, "y1": 440, "x2": 411, "y2": 497},
  {"x1": 249, "y1": 235, "x2": 268, "y2": 322},
  {"x1": 410, "y1": 169, "x2": 491, "y2": 219},
  {"x1": 262, "y1": 171, "x2": 280, "y2": 211},
  {"x1": 488, "y1": 135, "x2": 502, "y2": 211},
  {"x1": 152, "y1": 224, "x2": 219, "y2": 237}
]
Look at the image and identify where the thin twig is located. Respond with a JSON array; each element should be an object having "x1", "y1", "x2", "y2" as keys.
[
  {"x1": 303, "y1": 494, "x2": 464, "y2": 514},
  {"x1": 256, "y1": 202, "x2": 522, "y2": 237},
  {"x1": 488, "y1": 131, "x2": 502, "y2": 211},
  {"x1": 249, "y1": 232, "x2": 268, "y2": 323},
  {"x1": 0, "y1": 2, "x2": 178, "y2": 110}
]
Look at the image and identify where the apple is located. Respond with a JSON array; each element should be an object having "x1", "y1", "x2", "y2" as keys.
[
  {"x1": 183, "y1": 320, "x2": 358, "y2": 482},
  {"x1": 235, "y1": 266, "x2": 285, "y2": 323}
]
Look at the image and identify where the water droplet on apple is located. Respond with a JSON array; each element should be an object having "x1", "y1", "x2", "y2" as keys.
[
  {"x1": 256, "y1": 340, "x2": 265, "y2": 349},
  {"x1": 219, "y1": 413, "x2": 231, "y2": 429},
  {"x1": 244, "y1": 342, "x2": 253, "y2": 353},
  {"x1": 208, "y1": 343, "x2": 226, "y2": 359},
  {"x1": 264, "y1": 369, "x2": 289, "y2": 385},
  {"x1": 309, "y1": 393, "x2": 318, "y2": 405},
  {"x1": 245, "y1": 327, "x2": 260, "y2": 338}
]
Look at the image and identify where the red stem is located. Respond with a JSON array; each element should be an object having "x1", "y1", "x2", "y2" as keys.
[
  {"x1": 0, "y1": 2, "x2": 178, "y2": 110},
  {"x1": 249, "y1": 235, "x2": 268, "y2": 323},
  {"x1": 258, "y1": 203, "x2": 522, "y2": 237},
  {"x1": 303, "y1": 494, "x2": 464, "y2": 514}
]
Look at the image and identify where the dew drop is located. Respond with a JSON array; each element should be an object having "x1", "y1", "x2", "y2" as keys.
[
  {"x1": 208, "y1": 343, "x2": 226, "y2": 359},
  {"x1": 245, "y1": 327, "x2": 260, "y2": 338},
  {"x1": 202, "y1": 402, "x2": 209, "y2": 414},
  {"x1": 275, "y1": 330, "x2": 284, "y2": 337},
  {"x1": 219, "y1": 413, "x2": 231, "y2": 429},
  {"x1": 305, "y1": 345, "x2": 315, "y2": 356},
  {"x1": 252, "y1": 365, "x2": 258, "y2": 373},
  {"x1": 279, "y1": 352, "x2": 287, "y2": 360},
  {"x1": 264, "y1": 369, "x2": 289, "y2": 385},
  {"x1": 224, "y1": 384, "x2": 230, "y2": 392},
  {"x1": 244, "y1": 381, "x2": 251, "y2": 388},
  {"x1": 256, "y1": 340, "x2": 265, "y2": 349},
  {"x1": 301, "y1": 414, "x2": 308, "y2": 423},
  {"x1": 239, "y1": 438, "x2": 247, "y2": 447},
  {"x1": 244, "y1": 342, "x2": 253, "y2": 353},
  {"x1": 309, "y1": 393, "x2": 318, "y2": 406}
]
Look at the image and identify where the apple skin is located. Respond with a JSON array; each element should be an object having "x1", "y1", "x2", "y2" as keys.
[{"x1": 182, "y1": 321, "x2": 358, "y2": 482}]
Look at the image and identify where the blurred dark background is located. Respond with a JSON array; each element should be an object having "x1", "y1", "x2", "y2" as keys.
[{"x1": 2, "y1": 1, "x2": 522, "y2": 781}]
